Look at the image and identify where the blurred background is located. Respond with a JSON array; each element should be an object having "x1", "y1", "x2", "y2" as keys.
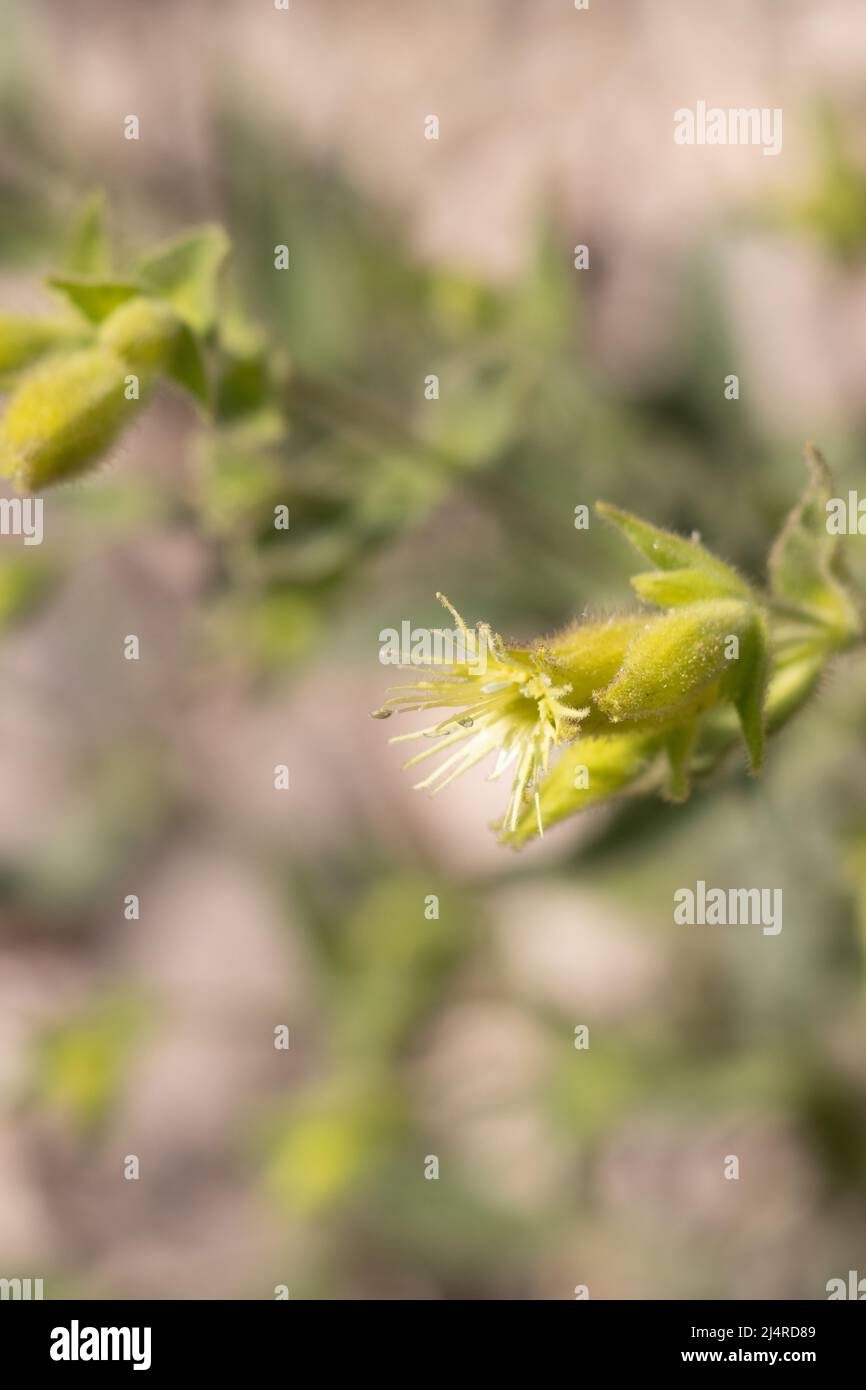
[{"x1": 1, "y1": 0, "x2": 866, "y2": 1300}]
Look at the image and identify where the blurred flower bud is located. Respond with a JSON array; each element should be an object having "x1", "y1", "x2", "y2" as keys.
[
  {"x1": 98, "y1": 295, "x2": 181, "y2": 370},
  {"x1": 545, "y1": 614, "x2": 647, "y2": 710},
  {"x1": 0, "y1": 347, "x2": 144, "y2": 490},
  {"x1": 0, "y1": 313, "x2": 87, "y2": 377}
]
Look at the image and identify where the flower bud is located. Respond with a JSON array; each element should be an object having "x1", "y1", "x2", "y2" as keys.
[
  {"x1": 98, "y1": 296, "x2": 181, "y2": 371},
  {"x1": 594, "y1": 599, "x2": 754, "y2": 724},
  {"x1": 0, "y1": 313, "x2": 86, "y2": 376},
  {"x1": 0, "y1": 347, "x2": 144, "y2": 490},
  {"x1": 544, "y1": 614, "x2": 647, "y2": 707}
]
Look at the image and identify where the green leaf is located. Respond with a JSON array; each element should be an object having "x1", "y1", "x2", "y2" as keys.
[
  {"x1": 27, "y1": 991, "x2": 150, "y2": 1133},
  {"x1": 768, "y1": 443, "x2": 862, "y2": 642},
  {"x1": 197, "y1": 435, "x2": 285, "y2": 535},
  {"x1": 597, "y1": 500, "x2": 751, "y2": 599},
  {"x1": 215, "y1": 346, "x2": 271, "y2": 421},
  {"x1": 208, "y1": 586, "x2": 320, "y2": 670},
  {"x1": 427, "y1": 371, "x2": 517, "y2": 469},
  {"x1": 61, "y1": 192, "x2": 111, "y2": 276},
  {"x1": 163, "y1": 321, "x2": 210, "y2": 407},
  {"x1": 47, "y1": 276, "x2": 141, "y2": 324},
  {"x1": 136, "y1": 225, "x2": 229, "y2": 334}
]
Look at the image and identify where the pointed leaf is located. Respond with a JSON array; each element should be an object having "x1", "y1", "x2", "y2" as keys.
[
  {"x1": 61, "y1": 192, "x2": 111, "y2": 276},
  {"x1": 597, "y1": 500, "x2": 751, "y2": 598},
  {"x1": 136, "y1": 225, "x2": 229, "y2": 334},
  {"x1": 215, "y1": 346, "x2": 271, "y2": 421},
  {"x1": 47, "y1": 276, "x2": 141, "y2": 324},
  {"x1": 163, "y1": 321, "x2": 210, "y2": 407},
  {"x1": 768, "y1": 443, "x2": 861, "y2": 640}
]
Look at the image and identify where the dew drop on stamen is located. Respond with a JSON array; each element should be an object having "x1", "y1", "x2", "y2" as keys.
[
  {"x1": 369, "y1": 707, "x2": 393, "y2": 719},
  {"x1": 458, "y1": 716, "x2": 474, "y2": 727}
]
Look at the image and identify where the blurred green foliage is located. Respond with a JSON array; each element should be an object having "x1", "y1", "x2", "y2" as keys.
[
  {"x1": 23, "y1": 990, "x2": 151, "y2": 1134},
  {"x1": 0, "y1": 75, "x2": 865, "y2": 1300}
]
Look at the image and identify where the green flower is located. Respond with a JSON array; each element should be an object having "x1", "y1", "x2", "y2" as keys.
[
  {"x1": 381, "y1": 597, "x2": 647, "y2": 837},
  {"x1": 376, "y1": 450, "x2": 861, "y2": 846}
]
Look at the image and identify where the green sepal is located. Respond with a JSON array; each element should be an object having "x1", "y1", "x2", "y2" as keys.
[
  {"x1": 631, "y1": 566, "x2": 748, "y2": 607},
  {"x1": 47, "y1": 276, "x2": 142, "y2": 324},
  {"x1": 597, "y1": 500, "x2": 751, "y2": 599},
  {"x1": 730, "y1": 609, "x2": 770, "y2": 771},
  {"x1": 61, "y1": 192, "x2": 111, "y2": 277},
  {"x1": 502, "y1": 732, "x2": 662, "y2": 846},
  {"x1": 164, "y1": 321, "x2": 210, "y2": 408},
  {"x1": 768, "y1": 443, "x2": 862, "y2": 643},
  {"x1": 664, "y1": 718, "x2": 698, "y2": 801},
  {"x1": 136, "y1": 225, "x2": 229, "y2": 335}
]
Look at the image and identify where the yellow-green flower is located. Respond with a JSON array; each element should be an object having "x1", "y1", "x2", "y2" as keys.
[
  {"x1": 380, "y1": 596, "x2": 647, "y2": 837},
  {"x1": 376, "y1": 454, "x2": 861, "y2": 846}
]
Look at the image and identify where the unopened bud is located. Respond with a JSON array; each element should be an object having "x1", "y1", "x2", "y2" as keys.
[
  {"x1": 99, "y1": 296, "x2": 181, "y2": 371},
  {"x1": 0, "y1": 347, "x2": 145, "y2": 490},
  {"x1": 594, "y1": 599, "x2": 754, "y2": 723},
  {"x1": 0, "y1": 313, "x2": 87, "y2": 376}
]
